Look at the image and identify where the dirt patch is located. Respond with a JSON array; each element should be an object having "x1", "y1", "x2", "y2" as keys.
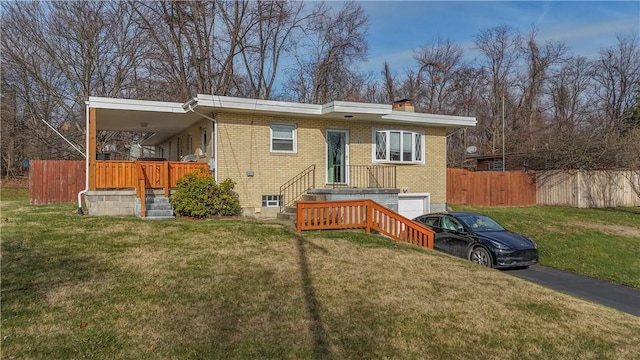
[{"x1": 570, "y1": 221, "x2": 640, "y2": 238}]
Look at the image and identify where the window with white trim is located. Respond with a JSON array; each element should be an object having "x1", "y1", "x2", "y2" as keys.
[
  {"x1": 177, "y1": 138, "x2": 183, "y2": 158},
  {"x1": 489, "y1": 160, "x2": 503, "y2": 171},
  {"x1": 373, "y1": 130, "x2": 424, "y2": 163},
  {"x1": 262, "y1": 195, "x2": 282, "y2": 207},
  {"x1": 270, "y1": 123, "x2": 296, "y2": 153},
  {"x1": 200, "y1": 126, "x2": 207, "y2": 155},
  {"x1": 187, "y1": 134, "x2": 193, "y2": 154}
]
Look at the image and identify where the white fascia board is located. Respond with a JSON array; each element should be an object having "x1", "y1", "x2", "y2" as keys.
[
  {"x1": 321, "y1": 101, "x2": 392, "y2": 115},
  {"x1": 194, "y1": 94, "x2": 322, "y2": 115},
  {"x1": 88, "y1": 96, "x2": 186, "y2": 114},
  {"x1": 381, "y1": 112, "x2": 477, "y2": 127}
]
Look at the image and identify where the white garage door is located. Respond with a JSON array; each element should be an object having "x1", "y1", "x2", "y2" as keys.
[{"x1": 398, "y1": 193, "x2": 430, "y2": 219}]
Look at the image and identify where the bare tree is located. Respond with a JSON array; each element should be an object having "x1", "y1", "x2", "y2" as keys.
[
  {"x1": 284, "y1": 1, "x2": 369, "y2": 104},
  {"x1": 382, "y1": 61, "x2": 397, "y2": 103},
  {"x1": 474, "y1": 25, "x2": 522, "y2": 154},
  {"x1": 1, "y1": 1, "x2": 148, "y2": 161},
  {"x1": 413, "y1": 36, "x2": 465, "y2": 114},
  {"x1": 513, "y1": 28, "x2": 566, "y2": 135},
  {"x1": 545, "y1": 56, "x2": 593, "y2": 135},
  {"x1": 133, "y1": 1, "x2": 217, "y2": 100},
  {"x1": 591, "y1": 32, "x2": 640, "y2": 130},
  {"x1": 237, "y1": 1, "x2": 310, "y2": 99}
]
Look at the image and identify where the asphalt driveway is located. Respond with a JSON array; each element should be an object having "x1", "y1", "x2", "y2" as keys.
[{"x1": 504, "y1": 265, "x2": 640, "y2": 317}]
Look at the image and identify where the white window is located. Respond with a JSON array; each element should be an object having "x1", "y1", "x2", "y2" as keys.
[
  {"x1": 373, "y1": 130, "x2": 424, "y2": 164},
  {"x1": 177, "y1": 138, "x2": 183, "y2": 158},
  {"x1": 200, "y1": 126, "x2": 207, "y2": 155},
  {"x1": 262, "y1": 195, "x2": 282, "y2": 207},
  {"x1": 270, "y1": 123, "x2": 296, "y2": 153},
  {"x1": 489, "y1": 160, "x2": 503, "y2": 171},
  {"x1": 187, "y1": 134, "x2": 193, "y2": 154}
]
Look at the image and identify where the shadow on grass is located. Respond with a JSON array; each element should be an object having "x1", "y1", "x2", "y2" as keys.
[{"x1": 295, "y1": 234, "x2": 331, "y2": 359}]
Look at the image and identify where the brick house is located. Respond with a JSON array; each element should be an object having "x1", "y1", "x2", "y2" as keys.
[{"x1": 85, "y1": 95, "x2": 476, "y2": 219}]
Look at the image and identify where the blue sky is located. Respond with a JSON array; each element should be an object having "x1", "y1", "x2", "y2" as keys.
[{"x1": 355, "y1": 1, "x2": 640, "y2": 73}]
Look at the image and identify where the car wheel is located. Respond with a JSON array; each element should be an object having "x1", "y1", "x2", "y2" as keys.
[{"x1": 469, "y1": 247, "x2": 492, "y2": 267}]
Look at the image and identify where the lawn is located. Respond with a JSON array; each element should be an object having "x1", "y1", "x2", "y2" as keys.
[
  {"x1": 450, "y1": 205, "x2": 640, "y2": 288},
  {"x1": 2, "y1": 187, "x2": 640, "y2": 359}
]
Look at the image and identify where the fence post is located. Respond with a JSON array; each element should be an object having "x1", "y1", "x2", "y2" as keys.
[
  {"x1": 365, "y1": 200, "x2": 372, "y2": 233},
  {"x1": 296, "y1": 202, "x2": 303, "y2": 231}
]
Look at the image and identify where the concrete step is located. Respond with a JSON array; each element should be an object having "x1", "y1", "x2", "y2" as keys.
[
  {"x1": 283, "y1": 206, "x2": 297, "y2": 214},
  {"x1": 136, "y1": 196, "x2": 175, "y2": 219},
  {"x1": 142, "y1": 215, "x2": 176, "y2": 220},
  {"x1": 146, "y1": 209, "x2": 174, "y2": 217},
  {"x1": 146, "y1": 196, "x2": 170, "y2": 204},
  {"x1": 147, "y1": 203, "x2": 173, "y2": 211},
  {"x1": 301, "y1": 194, "x2": 326, "y2": 201},
  {"x1": 277, "y1": 212, "x2": 296, "y2": 221}
]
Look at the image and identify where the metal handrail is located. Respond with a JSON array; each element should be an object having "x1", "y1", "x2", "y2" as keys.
[
  {"x1": 328, "y1": 165, "x2": 396, "y2": 188},
  {"x1": 279, "y1": 165, "x2": 316, "y2": 212}
]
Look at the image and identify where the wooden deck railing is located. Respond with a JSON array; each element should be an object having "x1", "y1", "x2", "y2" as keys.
[
  {"x1": 95, "y1": 160, "x2": 209, "y2": 217},
  {"x1": 296, "y1": 199, "x2": 434, "y2": 249},
  {"x1": 95, "y1": 160, "x2": 209, "y2": 190}
]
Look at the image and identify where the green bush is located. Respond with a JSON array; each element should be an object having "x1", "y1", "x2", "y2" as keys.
[
  {"x1": 211, "y1": 178, "x2": 242, "y2": 216},
  {"x1": 170, "y1": 171, "x2": 242, "y2": 219}
]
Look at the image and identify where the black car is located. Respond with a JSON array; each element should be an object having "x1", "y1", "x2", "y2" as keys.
[{"x1": 413, "y1": 211, "x2": 538, "y2": 268}]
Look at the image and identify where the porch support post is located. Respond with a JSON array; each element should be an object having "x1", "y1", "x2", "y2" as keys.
[{"x1": 88, "y1": 107, "x2": 97, "y2": 190}]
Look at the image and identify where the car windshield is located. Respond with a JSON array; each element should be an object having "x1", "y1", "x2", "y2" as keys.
[{"x1": 458, "y1": 214, "x2": 505, "y2": 232}]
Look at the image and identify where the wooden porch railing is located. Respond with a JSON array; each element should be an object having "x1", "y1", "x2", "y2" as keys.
[
  {"x1": 95, "y1": 160, "x2": 209, "y2": 190},
  {"x1": 296, "y1": 199, "x2": 434, "y2": 249},
  {"x1": 95, "y1": 160, "x2": 209, "y2": 217}
]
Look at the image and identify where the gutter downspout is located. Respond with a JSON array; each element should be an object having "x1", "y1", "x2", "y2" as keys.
[
  {"x1": 186, "y1": 104, "x2": 218, "y2": 184},
  {"x1": 77, "y1": 101, "x2": 90, "y2": 215}
]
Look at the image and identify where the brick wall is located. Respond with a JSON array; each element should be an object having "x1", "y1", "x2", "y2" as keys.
[{"x1": 213, "y1": 112, "x2": 448, "y2": 214}]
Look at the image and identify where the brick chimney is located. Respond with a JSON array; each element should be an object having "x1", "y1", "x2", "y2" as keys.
[{"x1": 392, "y1": 98, "x2": 414, "y2": 112}]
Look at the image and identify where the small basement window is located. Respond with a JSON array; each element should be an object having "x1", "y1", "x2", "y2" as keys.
[{"x1": 262, "y1": 195, "x2": 282, "y2": 207}]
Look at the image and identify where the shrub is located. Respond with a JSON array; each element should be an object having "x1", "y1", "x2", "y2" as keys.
[
  {"x1": 211, "y1": 178, "x2": 242, "y2": 216},
  {"x1": 170, "y1": 171, "x2": 242, "y2": 219}
]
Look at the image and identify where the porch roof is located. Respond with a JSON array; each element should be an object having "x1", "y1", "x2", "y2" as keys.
[{"x1": 88, "y1": 95, "x2": 476, "y2": 145}]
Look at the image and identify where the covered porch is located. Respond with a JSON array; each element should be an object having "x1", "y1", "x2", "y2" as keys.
[{"x1": 86, "y1": 98, "x2": 213, "y2": 217}]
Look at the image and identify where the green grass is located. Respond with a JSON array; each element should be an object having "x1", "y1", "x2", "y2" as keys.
[
  {"x1": 2, "y1": 189, "x2": 640, "y2": 359},
  {"x1": 450, "y1": 205, "x2": 640, "y2": 288}
]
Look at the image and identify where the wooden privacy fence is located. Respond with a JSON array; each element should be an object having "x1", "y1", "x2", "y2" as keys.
[
  {"x1": 296, "y1": 199, "x2": 434, "y2": 249},
  {"x1": 447, "y1": 168, "x2": 537, "y2": 207},
  {"x1": 29, "y1": 160, "x2": 86, "y2": 204},
  {"x1": 537, "y1": 170, "x2": 640, "y2": 208}
]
